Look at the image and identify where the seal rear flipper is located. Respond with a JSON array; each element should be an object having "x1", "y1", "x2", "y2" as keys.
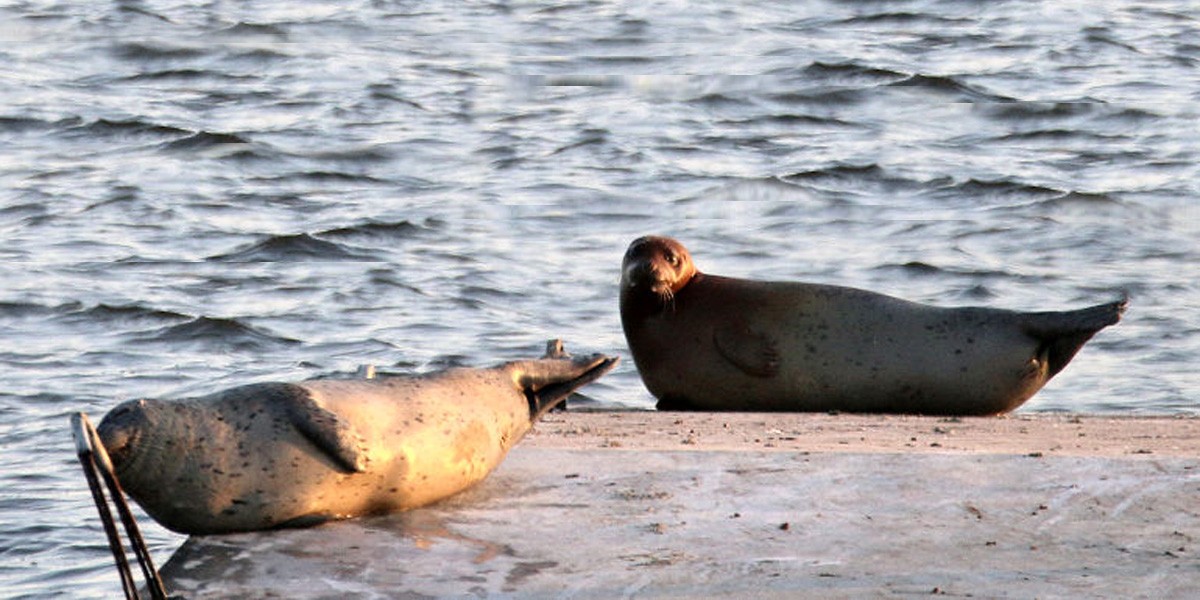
[
  {"x1": 1021, "y1": 298, "x2": 1127, "y2": 378},
  {"x1": 524, "y1": 354, "x2": 620, "y2": 421},
  {"x1": 277, "y1": 386, "x2": 370, "y2": 473},
  {"x1": 713, "y1": 323, "x2": 781, "y2": 378}
]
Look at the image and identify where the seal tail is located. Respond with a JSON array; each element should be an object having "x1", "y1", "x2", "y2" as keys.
[{"x1": 1021, "y1": 297, "x2": 1127, "y2": 378}]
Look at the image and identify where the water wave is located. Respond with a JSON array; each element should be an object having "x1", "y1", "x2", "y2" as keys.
[
  {"x1": 832, "y1": 12, "x2": 972, "y2": 27},
  {"x1": 0, "y1": 116, "x2": 63, "y2": 133},
  {"x1": 888, "y1": 74, "x2": 1015, "y2": 102},
  {"x1": 319, "y1": 219, "x2": 437, "y2": 242},
  {"x1": 206, "y1": 233, "x2": 380, "y2": 262},
  {"x1": 118, "y1": 68, "x2": 251, "y2": 83},
  {"x1": 61, "y1": 303, "x2": 191, "y2": 326},
  {"x1": 976, "y1": 102, "x2": 1098, "y2": 122},
  {"x1": 930, "y1": 178, "x2": 1064, "y2": 203},
  {"x1": 1022, "y1": 191, "x2": 1136, "y2": 216},
  {"x1": 0, "y1": 301, "x2": 64, "y2": 318},
  {"x1": 138, "y1": 316, "x2": 300, "y2": 350},
  {"x1": 161, "y1": 131, "x2": 251, "y2": 151},
  {"x1": 765, "y1": 88, "x2": 870, "y2": 106},
  {"x1": 285, "y1": 170, "x2": 390, "y2": 183},
  {"x1": 872, "y1": 261, "x2": 1018, "y2": 281},
  {"x1": 800, "y1": 61, "x2": 908, "y2": 85},
  {"x1": 215, "y1": 22, "x2": 291, "y2": 38},
  {"x1": 783, "y1": 164, "x2": 927, "y2": 194},
  {"x1": 110, "y1": 41, "x2": 210, "y2": 62}
]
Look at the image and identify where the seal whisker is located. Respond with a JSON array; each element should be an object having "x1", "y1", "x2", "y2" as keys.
[{"x1": 654, "y1": 287, "x2": 676, "y2": 313}]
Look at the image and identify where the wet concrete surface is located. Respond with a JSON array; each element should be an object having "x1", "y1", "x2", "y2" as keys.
[{"x1": 157, "y1": 413, "x2": 1200, "y2": 598}]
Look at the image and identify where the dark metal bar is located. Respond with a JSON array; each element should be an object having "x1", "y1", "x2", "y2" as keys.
[
  {"x1": 72, "y1": 412, "x2": 168, "y2": 600},
  {"x1": 73, "y1": 413, "x2": 140, "y2": 599}
]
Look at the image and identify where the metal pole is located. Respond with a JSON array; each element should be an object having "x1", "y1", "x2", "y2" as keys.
[
  {"x1": 73, "y1": 413, "x2": 140, "y2": 599},
  {"x1": 72, "y1": 412, "x2": 168, "y2": 600}
]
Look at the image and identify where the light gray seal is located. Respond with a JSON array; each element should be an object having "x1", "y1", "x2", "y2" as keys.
[
  {"x1": 619, "y1": 235, "x2": 1125, "y2": 416},
  {"x1": 97, "y1": 340, "x2": 617, "y2": 534}
]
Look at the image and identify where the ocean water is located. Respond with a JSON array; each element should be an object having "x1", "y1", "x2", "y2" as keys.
[{"x1": 2, "y1": 0, "x2": 1197, "y2": 596}]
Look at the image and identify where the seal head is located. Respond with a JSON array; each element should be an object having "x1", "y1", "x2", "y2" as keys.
[{"x1": 621, "y1": 235, "x2": 698, "y2": 317}]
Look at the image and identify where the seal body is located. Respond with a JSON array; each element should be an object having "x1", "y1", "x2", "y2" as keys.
[
  {"x1": 98, "y1": 341, "x2": 617, "y2": 534},
  {"x1": 620, "y1": 236, "x2": 1125, "y2": 416}
]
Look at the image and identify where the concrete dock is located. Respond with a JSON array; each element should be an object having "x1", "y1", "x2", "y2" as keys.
[{"x1": 157, "y1": 412, "x2": 1200, "y2": 598}]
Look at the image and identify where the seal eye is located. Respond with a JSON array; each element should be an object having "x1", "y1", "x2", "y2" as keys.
[{"x1": 664, "y1": 252, "x2": 678, "y2": 267}]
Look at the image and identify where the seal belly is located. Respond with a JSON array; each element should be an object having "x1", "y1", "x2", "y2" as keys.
[{"x1": 297, "y1": 372, "x2": 522, "y2": 515}]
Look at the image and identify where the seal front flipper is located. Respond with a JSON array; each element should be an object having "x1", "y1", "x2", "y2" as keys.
[
  {"x1": 713, "y1": 323, "x2": 781, "y2": 378},
  {"x1": 272, "y1": 384, "x2": 369, "y2": 473}
]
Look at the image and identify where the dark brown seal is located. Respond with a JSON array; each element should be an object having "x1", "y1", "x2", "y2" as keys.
[{"x1": 619, "y1": 235, "x2": 1125, "y2": 416}]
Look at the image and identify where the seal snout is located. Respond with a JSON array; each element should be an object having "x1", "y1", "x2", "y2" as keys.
[{"x1": 622, "y1": 260, "x2": 671, "y2": 294}]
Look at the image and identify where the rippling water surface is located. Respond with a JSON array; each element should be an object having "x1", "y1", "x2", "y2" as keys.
[{"x1": 3, "y1": 0, "x2": 1198, "y2": 596}]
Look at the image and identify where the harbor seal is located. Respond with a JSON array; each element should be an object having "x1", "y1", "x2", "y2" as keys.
[
  {"x1": 619, "y1": 235, "x2": 1125, "y2": 416},
  {"x1": 97, "y1": 340, "x2": 617, "y2": 535}
]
